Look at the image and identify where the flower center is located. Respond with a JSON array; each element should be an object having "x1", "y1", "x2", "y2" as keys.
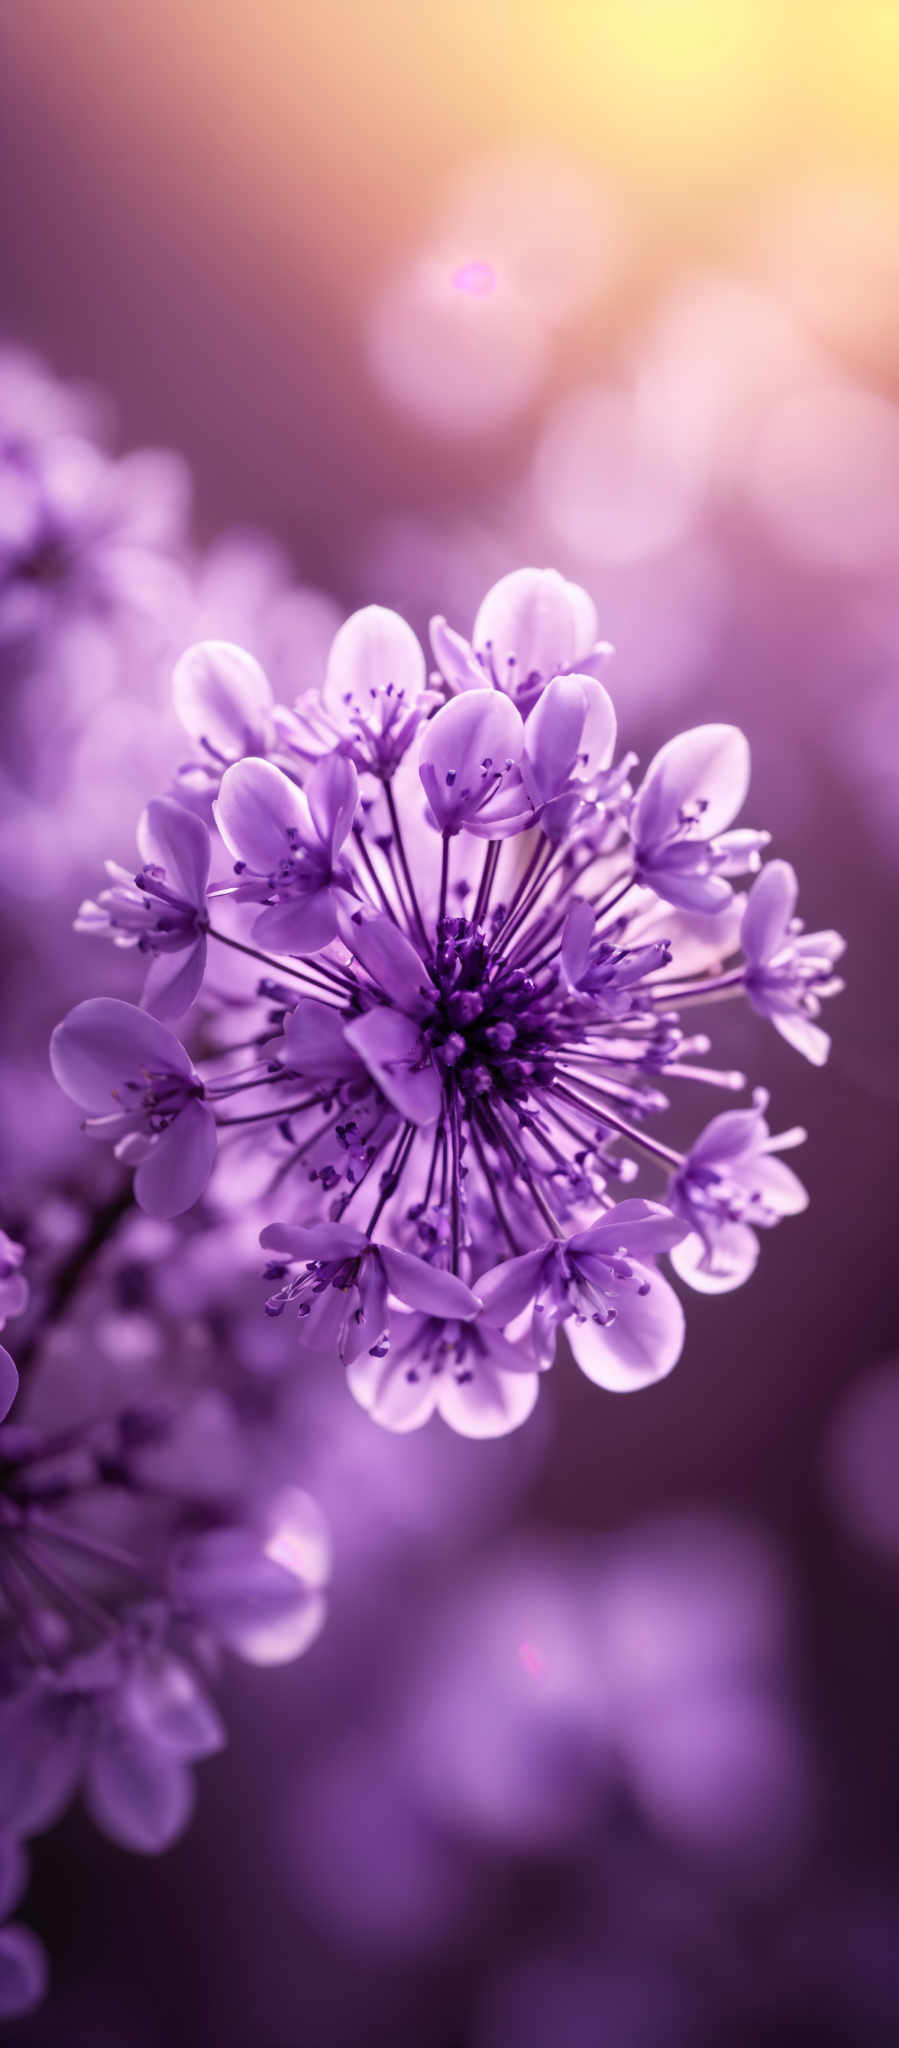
[{"x1": 421, "y1": 918, "x2": 557, "y2": 1100}]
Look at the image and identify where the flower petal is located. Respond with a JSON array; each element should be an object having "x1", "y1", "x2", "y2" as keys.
[
  {"x1": 214, "y1": 756, "x2": 313, "y2": 872},
  {"x1": 84, "y1": 1714, "x2": 194, "y2": 1854},
  {"x1": 347, "y1": 1344, "x2": 440, "y2": 1433},
  {"x1": 567, "y1": 1262, "x2": 685, "y2": 1391},
  {"x1": 0, "y1": 1924, "x2": 48, "y2": 2020},
  {"x1": 280, "y1": 999, "x2": 365, "y2": 1081},
  {"x1": 138, "y1": 797, "x2": 210, "y2": 905},
  {"x1": 573, "y1": 1200, "x2": 688, "y2": 1260},
  {"x1": 172, "y1": 640, "x2": 273, "y2": 758},
  {"x1": 305, "y1": 751, "x2": 358, "y2": 855},
  {"x1": 50, "y1": 997, "x2": 193, "y2": 1109},
  {"x1": 341, "y1": 913, "x2": 431, "y2": 1014},
  {"x1": 123, "y1": 1655, "x2": 226, "y2": 1760},
  {"x1": 379, "y1": 1246, "x2": 480, "y2": 1318},
  {"x1": 344, "y1": 1008, "x2": 441, "y2": 1124},
  {"x1": 633, "y1": 725, "x2": 750, "y2": 852},
  {"x1": 741, "y1": 860, "x2": 797, "y2": 967},
  {"x1": 418, "y1": 688, "x2": 525, "y2": 834},
  {"x1": 522, "y1": 674, "x2": 591, "y2": 804},
  {"x1": 670, "y1": 1222, "x2": 759, "y2": 1294},
  {"x1": 769, "y1": 1007, "x2": 831, "y2": 1067},
  {"x1": 260, "y1": 1221, "x2": 366, "y2": 1259},
  {"x1": 477, "y1": 1248, "x2": 550, "y2": 1325},
  {"x1": 133, "y1": 1099, "x2": 217, "y2": 1218},
  {"x1": 141, "y1": 936, "x2": 207, "y2": 1020},
  {"x1": 325, "y1": 605, "x2": 426, "y2": 710},
  {"x1": 428, "y1": 615, "x2": 484, "y2": 692},
  {"x1": 436, "y1": 1353, "x2": 540, "y2": 1438},
  {"x1": 473, "y1": 567, "x2": 596, "y2": 682},
  {"x1": 0, "y1": 1345, "x2": 18, "y2": 1423},
  {"x1": 253, "y1": 889, "x2": 339, "y2": 957}
]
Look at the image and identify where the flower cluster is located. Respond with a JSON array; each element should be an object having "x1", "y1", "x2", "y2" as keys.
[
  {"x1": 0, "y1": 1208, "x2": 329, "y2": 2018},
  {"x1": 60, "y1": 567, "x2": 844, "y2": 1438}
]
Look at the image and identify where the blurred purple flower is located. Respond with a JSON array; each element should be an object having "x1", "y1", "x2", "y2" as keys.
[{"x1": 0, "y1": 1236, "x2": 28, "y2": 1332}]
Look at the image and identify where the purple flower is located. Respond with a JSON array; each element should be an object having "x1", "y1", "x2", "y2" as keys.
[
  {"x1": 630, "y1": 725, "x2": 768, "y2": 913},
  {"x1": 0, "y1": 1916, "x2": 47, "y2": 2022},
  {"x1": 520, "y1": 671, "x2": 618, "y2": 839},
  {"x1": 260, "y1": 1221, "x2": 479, "y2": 1367},
  {"x1": 666, "y1": 1090, "x2": 808, "y2": 1293},
  {"x1": 479, "y1": 1200, "x2": 687, "y2": 1391},
  {"x1": 418, "y1": 688, "x2": 531, "y2": 836},
  {"x1": 214, "y1": 751, "x2": 358, "y2": 954},
  {"x1": 430, "y1": 566, "x2": 612, "y2": 714},
  {"x1": 0, "y1": 1345, "x2": 17, "y2": 1422},
  {"x1": 561, "y1": 901, "x2": 671, "y2": 1015},
  {"x1": 323, "y1": 604, "x2": 435, "y2": 777},
  {"x1": 171, "y1": 638, "x2": 337, "y2": 810},
  {"x1": 347, "y1": 1310, "x2": 539, "y2": 1438},
  {"x1": 742, "y1": 859, "x2": 846, "y2": 1065},
  {"x1": 0, "y1": 430, "x2": 187, "y2": 651},
  {"x1": 61, "y1": 565, "x2": 840, "y2": 1436},
  {"x1": 0, "y1": 1236, "x2": 28, "y2": 1333},
  {"x1": 77, "y1": 798, "x2": 210, "y2": 1018},
  {"x1": 0, "y1": 1371, "x2": 330, "y2": 1872},
  {"x1": 50, "y1": 998, "x2": 217, "y2": 1217}
]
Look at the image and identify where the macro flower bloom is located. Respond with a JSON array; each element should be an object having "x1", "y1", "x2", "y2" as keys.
[
  {"x1": 742, "y1": 858, "x2": 846, "y2": 1065},
  {"x1": 50, "y1": 998, "x2": 217, "y2": 1217},
  {"x1": 58, "y1": 567, "x2": 844, "y2": 1435}
]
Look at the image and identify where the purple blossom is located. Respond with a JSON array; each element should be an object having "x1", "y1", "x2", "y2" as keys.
[
  {"x1": 214, "y1": 751, "x2": 358, "y2": 954},
  {"x1": 630, "y1": 724, "x2": 768, "y2": 913},
  {"x1": 50, "y1": 998, "x2": 217, "y2": 1217},
  {"x1": 323, "y1": 604, "x2": 435, "y2": 777},
  {"x1": 0, "y1": 1916, "x2": 47, "y2": 2021},
  {"x1": 0, "y1": 1321, "x2": 330, "y2": 1996},
  {"x1": 58, "y1": 566, "x2": 841, "y2": 1437},
  {"x1": 0, "y1": 1346, "x2": 17, "y2": 1422},
  {"x1": 347, "y1": 1310, "x2": 539, "y2": 1438},
  {"x1": 478, "y1": 1201, "x2": 688, "y2": 1391},
  {"x1": 171, "y1": 638, "x2": 336, "y2": 811},
  {"x1": 418, "y1": 687, "x2": 531, "y2": 837},
  {"x1": 260, "y1": 1221, "x2": 479, "y2": 1367},
  {"x1": 561, "y1": 901, "x2": 672, "y2": 1014},
  {"x1": 666, "y1": 1090, "x2": 808, "y2": 1293},
  {"x1": 0, "y1": 429, "x2": 188, "y2": 653},
  {"x1": 77, "y1": 797, "x2": 211, "y2": 1018},
  {"x1": 742, "y1": 859, "x2": 846, "y2": 1065},
  {"x1": 0, "y1": 1236, "x2": 28, "y2": 1332},
  {"x1": 430, "y1": 566, "x2": 612, "y2": 714}
]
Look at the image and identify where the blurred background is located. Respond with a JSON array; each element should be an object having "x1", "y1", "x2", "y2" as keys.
[{"x1": 1, "y1": 3, "x2": 899, "y2": 2042}]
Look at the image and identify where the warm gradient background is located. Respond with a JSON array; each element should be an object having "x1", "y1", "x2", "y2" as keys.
[{"x1": 2, "y1": 5, "x2": 899, "y2": 2045}]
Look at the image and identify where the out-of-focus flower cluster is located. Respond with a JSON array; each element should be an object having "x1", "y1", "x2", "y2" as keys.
[{"x1": 0, "y1": 347, "x2": 350, "y2": 2018}]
